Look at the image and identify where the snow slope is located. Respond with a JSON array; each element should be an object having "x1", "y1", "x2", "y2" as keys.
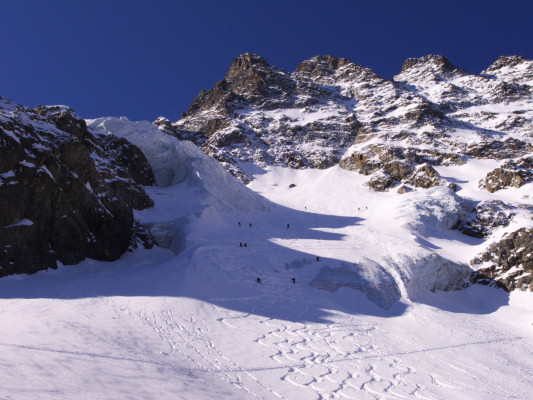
[
  {"x1": 87, "y1": 117, "x2": 268, "y2": 214},
  {"x1": 1, "y1": 133, "x2": 532, "y2": 399}
]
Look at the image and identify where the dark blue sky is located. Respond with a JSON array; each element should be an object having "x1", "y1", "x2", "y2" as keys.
[{"x1": 1, "y1": 1, "x2": 531, "y2": 122}]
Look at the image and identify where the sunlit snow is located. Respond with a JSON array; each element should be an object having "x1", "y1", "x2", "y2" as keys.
[{"x1": 0, "y1": 119, "x2": 532, "y2": 400}]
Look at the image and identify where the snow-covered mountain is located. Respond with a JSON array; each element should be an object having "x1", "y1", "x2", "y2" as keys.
[
  {"x1": 1, "y1": 52, "x2": 532, "y2": 292},
  {"x1": 1, "y1": 52, "x2": 533, "y2": 400},
  {"x1": 171, "y1": 54, "x2": 532, "y2": 190},
  {"x1": 168, "y1": 53, "x2": 533, "y2": 292}
]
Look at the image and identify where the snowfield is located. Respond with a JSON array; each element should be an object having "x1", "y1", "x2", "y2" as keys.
[{"x1": 1, "y1": 120, "x2": 532, "y2": 399}]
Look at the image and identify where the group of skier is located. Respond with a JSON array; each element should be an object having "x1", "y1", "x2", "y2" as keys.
[
  {"x1": 236, "y1": 220, "x2": 320, "y2": 285},
  {"x1": 256, "y1": 277, "x2": 296, "y2": 284},
  {"x1": 237, "y1": 221, "x2": 285, "y2": 230}
]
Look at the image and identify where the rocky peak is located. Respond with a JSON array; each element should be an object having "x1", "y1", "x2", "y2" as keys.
[
  {"x1": 482, "y1": 55, "x2": 532, "y2": 86},
  {"x1": 223, "y1": 52, "x2": 293, "y2": 98},
  {"x1": 153, "y1": 116, "x2": 175, "y2": 135},
  {"x1": 400, "y1": 55, "x2": 459, "y2": 73},
  {"x1": 294, "y1": 55, "x2": 352, "y2": 78},
  {"x1": 395, "y1": 55, "x2": 470, "y2": 86},
  {"x1": 225, "y1": 53, "x2": 271, "y2": 78},
  {"x1": 393, "y1": 54, "x2": 532, "y2": 111},
  {"x1": 182, "y1": 53, "x2": 295, "y2": 122},
  {"x1": 484, "y1": 55, "x2": 529, "y2": 72},
  {"x1": 294, "y1": 55, "x2": 384, "y2": 87},
  {"x1": 36, "y1": 105, "x2": 87, "y2": 140}
]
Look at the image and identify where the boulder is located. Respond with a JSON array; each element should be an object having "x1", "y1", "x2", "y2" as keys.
[{"x1": 368, "y1": 171, "x2": 394, "y2": 191}]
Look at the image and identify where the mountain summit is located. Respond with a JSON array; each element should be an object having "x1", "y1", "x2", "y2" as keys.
[{"x1": 172, "y1": 53, "x2": 532, "y2": 187}]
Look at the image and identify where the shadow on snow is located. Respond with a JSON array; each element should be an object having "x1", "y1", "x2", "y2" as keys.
[{"x1": 0, "y1": 198, "x2": 509, "y2": 323}]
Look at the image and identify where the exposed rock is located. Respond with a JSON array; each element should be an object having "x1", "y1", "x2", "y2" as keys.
[
  {"x1": 396, "y1": 184, "x2": 413, "y2": 194},
  {"x1": 367, "y1": 171, "x2": 394, "y2": 191},
  {"x1": 167, "y1": 52, "x2": 532, "y2": 186},
  {"x1": 467, "y1": 138, "x2": 531, "y2": 160},
  {"x1": 399, "y1": 55, "x2": 469, "y2": 77},
  {"x1": 129, "y1": 221, "x2": 157, "y2": 251},
  {"x1": 366, "y1": 159, "x2": 445, "y2": 192},
  {"x1": 173, "y1": 54, "x2": 386, "y2": 181},
  {"x1": 339, "y1": 149, "x2": 382, "y2": 175},
  {"x1": 158, "y1": 52, "x2": 533, "y2": 186},
  {"x1": 479, "y1": 156, "x2": 533, "y2": 192},
  {"x1": 459, "y1": 200, "x2": 515, "y2": 238},
  {"x1": 153, "y1": 116, "x2": 175, "y2": 136},
  {"x1": 344, "y1": 148, "x2": 454, "y2": 192},
  {"x1": 407, "y1": 164, "x2": 452, "y2": 190},
  {"x1": 0, "y1": 98, "x2": 155, "y2": 277},
  {"x1": 471, "y1": 228, "x2": 533, "y2": 291},
  {"x1": 224, "y1": 53, "x2": 295, "y2": 102},
  {"x1": 401, "y1": 103, "x2": 447, "y2": 128},
  {"x1": 482, "y1": 56, "x2": 533, "y2": 86},
  {"x1": 485, "y1": 55, "x2": 529, "y2": 72}
]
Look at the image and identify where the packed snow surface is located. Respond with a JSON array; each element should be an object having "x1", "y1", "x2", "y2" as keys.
[{"x1": 1, "y1": 121, "x2": 532, "y2": 399}]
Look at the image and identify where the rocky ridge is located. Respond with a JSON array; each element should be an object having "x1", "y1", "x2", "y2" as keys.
[
  {"x1": 170, "y1": 53, "x2": 532, "y2": 191},
  {"x1": 0, "y1": 97, "x2": 155, "y2": 276}
]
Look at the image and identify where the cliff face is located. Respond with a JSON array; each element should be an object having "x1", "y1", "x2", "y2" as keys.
[{"x1": 0, "y1": 98, "x2": 155, "y2": 276}]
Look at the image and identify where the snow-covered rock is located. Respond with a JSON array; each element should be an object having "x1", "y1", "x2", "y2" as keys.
[
  {"x1": 471, "y1": 227, "x2": 533, "y2": 291},
  {"x1": 397, "y1": 186, "x2": 469, "y2": 233}
]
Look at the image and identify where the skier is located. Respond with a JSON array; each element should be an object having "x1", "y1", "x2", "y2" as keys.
[
  {"x1": 316, "y1": 256, "x2": 320, "y2": 262},
  {"x1": 240, "y1": 242, "x2": 243, "y2": 247},
  {"x1": 238, "y1": 221, "x2": 241, "y2": 226},
  {"x1": 257, "y1": 277, "x2": 261, "y2": 284},
  {"x1": 291, "y1": 278, "x2": 296, "y2": 284},
  {"x1": 249, "y1": 223, "x2": 252, "y2": 228},
  {"x1": 287, "y1": 223, "x2": 290, "y2": 229},
  {"x1": 244, "y1": 243, "x2": 247, "y2": 247}
]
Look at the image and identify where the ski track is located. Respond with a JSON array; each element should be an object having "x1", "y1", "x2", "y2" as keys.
[
  {"x1": 122, "y1": 302, "x2": 285, "y2": 400},
  {"x1": 230, "y1": 313, "x2": 419, "y2": 400},
  {"x1": 2, "y1": 163, "x2": 532, "y2": 399},
  {"x1": 101, "y1": 285, "x2": 533, "y2": 400},
  {"x1": 99, "y1": 223, "x2": 533, "y2": 400}
]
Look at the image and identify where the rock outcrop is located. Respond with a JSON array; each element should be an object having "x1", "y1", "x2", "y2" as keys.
[
  {"x1": 0, "y1": 98, "x2": 155, "y2": 277},
  {"x1": 479, "y1": 156, "x2": 533, "y2": 192},
  {"x1": 459, "y1": 200, "x2": 515, "y2": 238},
  {"x1": 471, "y1": 228, "x2": 533, "y2": 291}
]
